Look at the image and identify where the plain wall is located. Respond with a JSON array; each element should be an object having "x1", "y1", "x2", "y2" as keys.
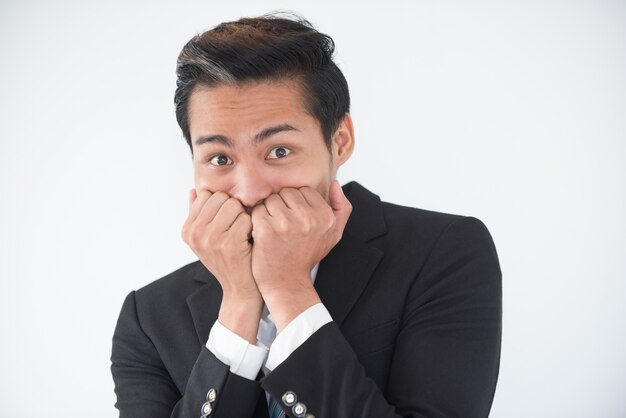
[{"x1": 1, "y1": 1, "x2": 625, "y2": 417}]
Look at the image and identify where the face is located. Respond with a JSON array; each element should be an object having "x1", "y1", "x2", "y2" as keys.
[{"x1": 187, "y1": 79, "x2": 354, "y2": 209}]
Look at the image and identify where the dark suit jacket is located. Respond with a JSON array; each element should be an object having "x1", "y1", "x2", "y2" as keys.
[{"x1": 111, "y1": 181, "x2": 502, "y2": 418}]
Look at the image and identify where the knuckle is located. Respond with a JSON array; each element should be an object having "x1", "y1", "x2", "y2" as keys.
[
  {"x1": 277, "y1": 219, "x2": 290, "y2": 232},
  {"x1": 212, "y1": 191, "x2": 229, "y2": 200},
  {"x1": 300, "y1": 216, "x2": 313, "y2": 233},
  {"x1": 216, "y1": 239, "x2": 228, "y2": 252},
  {"x1": 227, "y1": 197, "x2": 243, "y2": 210},
  {"x1": 265, "y1": 195, "x2": 277, "y2": 205},
  {"x1": 281, "y1": 188, "x2": 298, "y2": 200},
  {"x1": 205, "y1": 229, "x2": 219, "y2": 246},
  {"x1": 188, "y1": 230, "x2": 202, "y2": 247},
  {"x1": 251, "y1": 204, "x2": 263, "y2": 215},
  {"x1": 253, "y1": 222, "x2": 269, "y2": 237}
]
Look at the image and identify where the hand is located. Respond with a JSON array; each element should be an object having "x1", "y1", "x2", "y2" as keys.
[
  {"x1": 250, "y1": 181, "x2": 352, "y2": 330},
  {"x1": 181, "y1": 189, "x2": 263, "y2": 343}
]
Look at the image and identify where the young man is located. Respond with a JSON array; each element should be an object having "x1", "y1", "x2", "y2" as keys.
[{"x1": 111, "y1": 14, "x2": 502, "y2": 418}]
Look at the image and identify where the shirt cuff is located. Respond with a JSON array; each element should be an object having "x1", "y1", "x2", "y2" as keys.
[
  {"x1": 265, "y1": 303, "x2": 332, "y2": 371},
  {"x1": 206, "y1": 320, "x2": 268, "y2": 380}
]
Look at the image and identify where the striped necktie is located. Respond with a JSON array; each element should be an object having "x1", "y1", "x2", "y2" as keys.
[
  {"x1": 268, "y1": 396, "x2": 286, "y2": 418},
  {"x1": 260, "y1": 308, "x2": 283, "y2": 417}
]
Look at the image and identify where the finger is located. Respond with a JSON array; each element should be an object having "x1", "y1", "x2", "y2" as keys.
[
  {"x1": 229, "y1": 211, "x2": 253, "y2": 241},
  {"x1": 299, "y1": 186, "x2": 327, "y2": 210},
  {"x1": 278, "y1": 187, "x2": 308, "y2": 210},
  {"x1": 250, "y1": 203, "x2": 271, "y2": 231},
  {"x1": 195, "y1": 192, "x2": 230, "y2": 225},
  {"x1": 263, "y1": 194, "x2": 287, "y2": 217},
  {"x1": 250, "y1": 203, "x2": 271, "y2": 239},
  {"x1": 210, "y1": 197, "x2": 246, "y2": 232},
  {"x1": 251, "y1": 202, "x2": 270, "y2": 220},
  {"x1": 328, "y1": 180, "x2": 352, "y2": 233},
  {"x1": 188, "y1": 189, "x2": 197, "y2": 213},
  {"x1": 188, "y1": 189, "x2": 213, "y2": 221}
]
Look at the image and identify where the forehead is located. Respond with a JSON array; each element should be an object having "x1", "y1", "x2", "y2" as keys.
[{"x1": 187, "y1": 79, "x2": 315, "y2": 139}]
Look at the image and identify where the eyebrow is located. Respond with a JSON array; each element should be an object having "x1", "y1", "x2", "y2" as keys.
[
  {"x1": 194, "y1": 134, "x2": 231, "y2": 147},
  {"x1": 193, "y1": 124, "x2": 299, "y2": 148},
  {"x1": 253, "y1": 124, "x2": 299, "y2": 144}
]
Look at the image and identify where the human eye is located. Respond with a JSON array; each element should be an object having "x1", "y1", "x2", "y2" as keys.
[
  {"x1": 266, "y1": 146, "x2": 292, "y2": 160},
  {"x1": 208, "y1": 154, "x2": 233, "y2": 166}
]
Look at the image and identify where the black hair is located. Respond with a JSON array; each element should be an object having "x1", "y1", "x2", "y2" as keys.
[{"x1": 174, "y1": 13, "x2": 350, "y2": 151}]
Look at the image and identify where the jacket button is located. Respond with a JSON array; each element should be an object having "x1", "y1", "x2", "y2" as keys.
[
  {"x1": 206, "y1": 388, "x2": 217, "y2": 403},
  {"x1": 282, "y1": 391, "x2": 297, "y2": 406},
  {"x1": 201, "y1": 401, "x2": 212, "y2": 416},
  {"x1": 292, "y1": 402, "x2": 307, "y2": 417}
]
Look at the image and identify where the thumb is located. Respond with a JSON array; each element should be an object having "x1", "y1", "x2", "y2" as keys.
[{"x1": 329, "y1": 180, "x2": 352, "y2": 235}]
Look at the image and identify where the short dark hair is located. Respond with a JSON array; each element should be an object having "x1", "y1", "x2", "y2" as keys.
[{"x1": 174, "y1": 13, "x2": 350, "y2": 151}]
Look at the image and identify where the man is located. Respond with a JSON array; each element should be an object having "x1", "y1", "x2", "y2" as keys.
[{"x1": 111, "y1": 14, "x2": 502, "y2": 418}]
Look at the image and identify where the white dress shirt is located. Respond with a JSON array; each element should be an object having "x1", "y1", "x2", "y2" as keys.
[{"x1": 206, "y1": 264, "x2": 332, "y2": 380}]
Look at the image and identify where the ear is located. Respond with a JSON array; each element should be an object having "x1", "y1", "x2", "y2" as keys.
[{"x1": 331, "y1": 113, "x2": 355, "y2": 166}]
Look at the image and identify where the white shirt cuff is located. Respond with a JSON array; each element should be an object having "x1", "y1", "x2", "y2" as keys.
[
  {"x1": 265, "y1": 303, "x2": 332, "y2": 371},
  {"x1": 206, "y1": 320, "x2": 268, "y2": 380}
]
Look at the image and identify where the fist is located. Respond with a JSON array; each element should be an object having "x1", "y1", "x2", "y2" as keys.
[
  {"x1": 181, "y1": 189, "x2": 258, "y2": 299},
  {"x1": 250, "y1": 181, "x2": 352, "y2": 293}
]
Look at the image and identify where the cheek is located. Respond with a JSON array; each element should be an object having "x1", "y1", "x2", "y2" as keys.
[
  {"x1": 261, "y1": 169, "x2": 305, "y2": 190},
  {"x1": 193, "y1": 167, "x2": 230, "y2": 193},
  {"x1": 270, "y1": 165, "x2": 331, "y2": 196},
  {"x1": 193, "y1": 159, "x2": 332, "y2": 198}
]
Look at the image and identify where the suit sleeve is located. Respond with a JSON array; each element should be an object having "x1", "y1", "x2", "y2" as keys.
[
  {"x1": 111, "y1": 291, "x2": 262, "y2": 418},
  {"x1": 260, "y1": 216, "x2": 502, "y2": 418}
]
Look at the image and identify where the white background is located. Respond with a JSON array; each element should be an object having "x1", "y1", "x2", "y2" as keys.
[{"x1": 1, "y1": 1, "x2": 625, "y2": 417}]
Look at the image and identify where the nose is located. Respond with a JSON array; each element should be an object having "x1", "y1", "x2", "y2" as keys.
[{"x1": 229, "y1": 164, "x2": 273, "y2": 210}]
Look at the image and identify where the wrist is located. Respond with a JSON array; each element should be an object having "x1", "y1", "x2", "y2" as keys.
[
  {"x1": 261, "y1": 284, "x2": 321, "y2": 332},
  {"x1": 218, "y1": 294, "x2": 263, "y2": 344}
]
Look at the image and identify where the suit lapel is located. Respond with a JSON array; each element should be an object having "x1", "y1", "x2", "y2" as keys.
[
  {"x1": 186, "y1": 266, "x2": 222, "y2": 345},
  {"x1": 315, "y1": 234, "x2": 383, "y2": 326},
  {"x1": 314, "y1": 182, "x2": 387, "y2": 327}
]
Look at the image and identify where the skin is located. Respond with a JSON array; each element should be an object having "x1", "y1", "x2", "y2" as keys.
[{"x1": 181, "y1": 79, "x2": 355, "y2": 344}]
